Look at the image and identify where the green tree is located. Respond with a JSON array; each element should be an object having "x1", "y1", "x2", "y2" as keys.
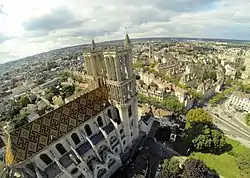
[
  {"x1": 236, "y1": 152, "x2": 250, "y2": 177},
  {"x1": 36, "y1": 77, "x2": 45, "y2": 85},
  {"x1": 19, "y1": 95, "x2": 31, "y2": 108},
  {"x1": 211, "y1": 129, "x2": 226, "y2": 151},
  {"x1": 46, "y1": 93, "x2": 55, "y2": 102},
  {"x1": 209, "y1": 93, "x2": 226, "y2": 106},
  {"x1": 11, "y1": 111, "x2": 29, "y2": 129},
  {"x1": 235, "y1": 68, "x2": 242, "y2": 79},
  {"x1": 240, "y1": 84, "x2": 250, "y2": 94},
  {"x1": 161, "y1": 158, "x2": 183, "y2": 178},
  {"x1": 163, "y1": 96, "x2": 184, "y2": 113},
  {"x1": 186, "y1": 108, "x2": 213, "y2": 128},
  {"x1": 202, "y1": 69, "x2": 217, "y2": 81},
  {"x1": 61, "y1": 85, "x2": 76, "y2": 98},
  {"x1": 187, "y1": 89, "x2": 203, "y2": 100},
  {"x1": 245, "y1": 114, "x2": 250, "y2": 126},
  {"x1": 182, "y1": 158, "x2": 208, "y2": 178},
  {"x1": 133, "y1": 61, "x2": 144, "y2": 68},
  {"x1": 186, "y1": 124, "x2": 226, "y2": 153},
  {"x1": 149, "y1": 62, "x2": 157, "y2": 68}
]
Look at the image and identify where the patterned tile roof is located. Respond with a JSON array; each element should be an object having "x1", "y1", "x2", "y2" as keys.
[{"x1": 5, "y1": 86, "x2": 110, "y2": 165}]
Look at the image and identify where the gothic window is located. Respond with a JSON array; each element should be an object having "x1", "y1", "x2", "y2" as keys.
[
  {"x1": 40, "y1": 154, "x2": 53, "y2": 165},
  {"x1": 107, "y1": 109, "x2": 112, "y2": 118},
  {"x1": 71, "y1": 133, "x2": 81, "y2": 145},
  {"x1": 114, "y1": 108, "x2": 121, "y2": 124},
  {"x1": 109, "y1": 136, "x2": 117, "y2": 144},
  {"x1": 97, "y1": 116, "x2": 104, "y2": 127},
  {"x1": 98, "y1": 78, "x2": 102, "y2": 86},
  {"x1": 108, "y1": 158, "x2": 116, "y2": 168},
  {"x1": 128, "y1": 105, "x2": 132, "y2": 117},
  {"x1": 71, "y1": 168, "x2": 78, "y2": 174},
  {"x1": 85, "y1": 124, "x2": 92, "y2": 136},
  {"x1": 26, "y1": 163, "x2": 35, "y2": 173},
  {"x1": 97, "y1": 168, "x2": 107, "y2": 178},
  {"x1": 55, "y1": 143, "x2": 67, "y2": 155}
]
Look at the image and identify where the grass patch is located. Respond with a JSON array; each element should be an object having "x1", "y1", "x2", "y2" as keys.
[{"x1": 189, "y1": 138, "x2": 250, "y2": 178}]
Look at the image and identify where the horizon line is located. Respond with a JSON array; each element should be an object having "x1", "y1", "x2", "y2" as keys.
[{"x1": 1, "y1": 36, "x2": 250, "y2": 65}]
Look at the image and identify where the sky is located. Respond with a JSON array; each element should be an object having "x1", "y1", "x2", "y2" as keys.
[{"x1": 0, "y1": 0, "x2": 250, "y2": 63}]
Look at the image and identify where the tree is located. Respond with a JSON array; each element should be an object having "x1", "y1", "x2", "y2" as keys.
[
  {"x1": 182, "y1": 158, "x2": 208, "y2": 178},
  {"x1": 211, "y1": 129, "x2": 226, "y2": 152},
  {"x1": 235, "y1": 68, "x2": 242, "y2": 79},
  {"x1": 46, "y1": 92, "x2": 55, "y2": 102},
  {"x1": 209, "y1": 93, "x2": 226, "y2": 106},
  {"x1": 19, "y1": 95, "x2": 31, "y2": 108},
  {"x1": 202, "y1": 70, "x2": 217, "y2": 81},
  {"x1": 161, "y1": 158, "x2": 183, "y2": 178},
  {"x1": 186, "y1": 108, "x2": 213, "y2": 128},
  {"x1": 149, "y1": 62, "x2": 157, "y2": 68},
  {"x1": 10, "y1": 111, "x2": 29, "y2": 129},
  {"x1": 186, "y1": 124, "x2": 226, "y2": 153},
  {"x1": 245, "y1": 114, "x2": 250, "y2": 126},
  {"x1": 61, "y1": 85, "x2": 76, "y2": 98},
  {"x1": 236, "y1": 152, "x2": 250, "y2": 177},
  {"x1": 133, "y1": 61, "x2": 144, "y2": 68},
  {"x1": 36, "y1": 77, "x2": 45, "y2": 85},
  {"x1": 240, "y1": 84, "x2": 250, "y2": 94},
  {"x1": 163, "y1": 95, "x2": 184, "y2": 113}
]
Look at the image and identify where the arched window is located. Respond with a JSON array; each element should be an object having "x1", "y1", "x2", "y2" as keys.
[
  {"x1": 97, "y1": 168, "x2": 107, "y2": 178},
  {"x1": 71, "y1": 168, "x2": 78, "y2": 174},
  {"x1": 128, "y1": 105, "x2": 132, "y2": 117},
  {"x1": 85, "y1": 124, "x2": 92, "y2": 136},
  {"x1": 55, "y1": 143, "x2": 67, "y2": 155},
  {"x1": 114, "y1": 148, "x2": 118, "y2": 153},
  {"x1": 109, "y1": 136, "x2": 116, "y2": 144},
  {"x1": 71, "y1": 133, "x2": 81, "y2": 145},
  {"x1": 107, "y1": 109, "x2": 112, "y2": 118},
  {"x1": 97, "y1": 116, "x2": 103, "y2": 127},
  {"x1": 40, "y1": 154, "x2": 53, "y2": 165},
  {"x1": 114, "y1": 108, "x2": 121, "y2": 124},
  {"x1": 108, "y1": 158, "x2": 116, "y2": 168}
]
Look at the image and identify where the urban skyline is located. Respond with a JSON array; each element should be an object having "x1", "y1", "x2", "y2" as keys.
[{"x1": 1, "y1": 0, "x2": 250, "y2": 63}]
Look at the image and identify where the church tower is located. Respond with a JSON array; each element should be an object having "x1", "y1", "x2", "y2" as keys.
[
  {"x1": 83, "y1": 33, "x2": 139, "y2": 150},
  {"x1": 83, "y1": 38, "x2": 105, "y2": 90},
  {"x1": 103, "y1": 33, "x2": 139, "y2": 149}
]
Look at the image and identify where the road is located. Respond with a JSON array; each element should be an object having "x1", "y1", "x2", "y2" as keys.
[{"x1": 205, "y1": 105, "x2": 250, "y2": 147}]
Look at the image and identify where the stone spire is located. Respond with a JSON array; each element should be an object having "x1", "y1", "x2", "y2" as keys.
[
  {"x1": 91, "y1": 37, "x2": 96, "y2": 51},
  {"x1": 124, "y1": 32, "x2": 131, "y2": 47}
]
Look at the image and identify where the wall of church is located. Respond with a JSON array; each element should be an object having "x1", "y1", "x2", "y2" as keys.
[{"x1": 24, "y1": 105, "x2": 128, "y2": 178}]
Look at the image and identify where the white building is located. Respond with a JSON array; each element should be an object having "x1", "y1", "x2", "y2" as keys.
[
  {"x1": 5, "y1": 34, "x2": 140, "y2": 178},
  {"x1": 225, "y1": 64, "x2": 236, "y2": 79},
  {"x1": 228, "y1": 91, "x2": 250, "y2": 113}
]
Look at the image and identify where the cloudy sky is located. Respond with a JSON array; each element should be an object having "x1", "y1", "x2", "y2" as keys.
[{"x1": 0, "y1": 0, "x2": 249, "y2": 63}]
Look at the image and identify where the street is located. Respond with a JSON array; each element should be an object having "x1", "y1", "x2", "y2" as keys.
[{"x1": 205, "y1": 104, "x2": 250, "y2": 148}]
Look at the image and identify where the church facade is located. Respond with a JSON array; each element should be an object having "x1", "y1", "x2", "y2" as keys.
[{"x1": 5, "y1": 34, "x2": 140, "y2": 178}]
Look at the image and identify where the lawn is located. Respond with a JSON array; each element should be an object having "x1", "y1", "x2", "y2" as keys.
[{"x1": 189, "y1": 138, "x2": 250, "y2": 178}]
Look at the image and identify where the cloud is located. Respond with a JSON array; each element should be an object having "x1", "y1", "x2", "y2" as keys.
[
  {"x1": 0, "y1": 0, "x2": 250, "y2": 63},
  {"x1": 23, "y1": 7, "x2": 84, "y2": 33},
  {"x1": 0, "y1": 5, "x2": 6, "y2": 15},
  {"x1": 0, "y1": 33, "x2": 10, "y2": 43}
]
